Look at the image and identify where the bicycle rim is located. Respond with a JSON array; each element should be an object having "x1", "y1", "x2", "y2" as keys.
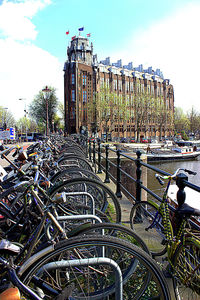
[
  {"x1": 130, "y1": 201, "x2": 167, "y2": 256},
  {"x1": 173, "y1": 238, "x2": 200, "y2": 299}
]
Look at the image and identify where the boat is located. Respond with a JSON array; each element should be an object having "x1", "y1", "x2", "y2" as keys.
[{"x1": 146, "y1": 146, "x2": 200, "y2": 162}]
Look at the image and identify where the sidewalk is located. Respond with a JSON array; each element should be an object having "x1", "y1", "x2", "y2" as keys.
[{"x1": 0, "y1": 142, "x2": 32, "y2": 168}]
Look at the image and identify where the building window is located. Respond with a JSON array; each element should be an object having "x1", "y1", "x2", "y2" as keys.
[
  {"x1": 130, "y1": 82, "x2": 134, "y2": 92},
  {"x1": 83, "y1": 74, "x2": 87, "y2": 86},
  {"x1": 151, "y1": 85, "x2": 154, "y2": 95},
  {"x1": 83, "y1": 91, "x2": 87, "y2": 103},
  {"x1": 118, "y1": 80, "x2": 122, "y2": 91},
  {"x1": 71, "y1": 74, "x2": 75, "y2": 84},
  {"x1": 125, "y1": 81, "x2": 129, "y2": 92},
  {"x1": 100, "y1": 77, "x2": 104, "y2": 87},
  {"x1": 126, "y1": 95, "x2": 129, "y2": 105},
  {"x1": 113, "y1": 79, "x2": 117, "y2": 90},
  {"x1": 72, "y1": 90, "x2": 75, "y2": 102},
  {"x1": 115, "y1": 125, "x2": 118, "y2": 132},
  {"x1": 130, "y1": 95, "x2": 134, "y2": 106}
]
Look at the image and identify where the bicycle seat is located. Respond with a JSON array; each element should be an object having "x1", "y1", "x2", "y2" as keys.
[
  {"x1": 0, "y1": 239, "x2": 20, "y2": 255},
  {"x1": 176, "y1": 203, "x2": 200, "y2": 218}
]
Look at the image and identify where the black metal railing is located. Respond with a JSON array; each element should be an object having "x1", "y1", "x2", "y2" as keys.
[{"x1": 81, "y1": 135, "x2": 200, "y2": 230}]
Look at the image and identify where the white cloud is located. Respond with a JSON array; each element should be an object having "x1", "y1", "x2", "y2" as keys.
[
  {"x1": 0, "y1": 39, "x2": 64, "y2": 118},
  {"x1": 0, "y1": 0, "x2": 51, "y2": 40},
  {"x1": 0, "y1": 0, "x2": 63, "y2": 121},
  {"x1": 111, "y1": 2, "x2": 200, "y2": 112}
]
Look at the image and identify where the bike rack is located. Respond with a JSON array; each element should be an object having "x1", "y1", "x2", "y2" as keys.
[
  {"x1": 37, "y1": 257, "x2": 123, "y2": 300},
  {"x1": 60, "y1": 191, "x2": 96, "y2": 215}
]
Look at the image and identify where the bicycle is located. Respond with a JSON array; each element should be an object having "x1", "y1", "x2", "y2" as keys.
[
  {"x1": 130, "y1": 168, "x2": 200, "y2": 299},
  {"x1": 0, "y1": 236, "x2": 171, "y2": 299}
]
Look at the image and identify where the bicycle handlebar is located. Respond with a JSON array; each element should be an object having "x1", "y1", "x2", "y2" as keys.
[
  {"x1": 0, "y1": 145, "x2": 21, "y2": 157},
  {"x1": 155, "y1": 168, "x2": 197, "y2": 185}
]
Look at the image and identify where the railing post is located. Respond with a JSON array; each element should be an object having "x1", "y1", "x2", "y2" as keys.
[
  {"x1": 104, "y1": 145, "x2": 110, "y2": 183},
  {"x1": 97, "y1": 139, "x2": 102, "y2": 174},
  {"x1": 88, "y1": 140, "x2": 92, "y2": 161},
  {"x1": 135, "y1": 150, "x2": 142, "y2": 203},
  {"x1": 116, "y1": 149, "x2": 122, "y2": 198},
  {"x1": 176, "y1": 173, "x2": 188, "y2": 207},
  {"x1": 92, "y1": 140, "x2": 96, "y2": 172}
]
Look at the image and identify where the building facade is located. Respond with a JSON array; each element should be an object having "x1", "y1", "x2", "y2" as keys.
[{"x1": 64, "y1": 36, "x2": 174, "y2": 141}]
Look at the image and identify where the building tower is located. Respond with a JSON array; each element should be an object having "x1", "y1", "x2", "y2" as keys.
[{"x1": 63, "y1": 36, "x2": 97, "y2": 135}]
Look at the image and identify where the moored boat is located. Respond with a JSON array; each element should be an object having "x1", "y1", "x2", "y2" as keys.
[{"x1": 147, "y1": 146, "x2": 200, "y2": 162}]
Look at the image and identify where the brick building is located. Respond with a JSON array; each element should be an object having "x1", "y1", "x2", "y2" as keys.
[{"x1": 63, "y1": 35, "x2": 174, "y2": 141}]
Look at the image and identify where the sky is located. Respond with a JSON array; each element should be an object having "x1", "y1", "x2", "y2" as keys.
[{"x1": 0, "y1": 0, "x2": 200, "y2": 120}]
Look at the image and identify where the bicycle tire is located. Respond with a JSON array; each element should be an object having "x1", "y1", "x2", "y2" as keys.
[
  {"x1": 49, "y1": 178, "x2": 121, "y2": 223},
  {"x1": 19, "y1": 235, "x2": 171, "y2": 299},
  {"x1": 130, "y1": 201, "x2": 168, "y2": 256},
  {"x1": 75, "y1": 222, "x2": 150, "y2": 254},
  {"x1": 50, "y1": 168, "x2": 101, "y2": 185},
  {"x1": 172, "y1": 237, "x2": 200, "y2": 299},
  {"x1": 57, "y1": 155, "x2": 93, "y2": 172}
]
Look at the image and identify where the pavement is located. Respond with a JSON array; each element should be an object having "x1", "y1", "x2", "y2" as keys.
[{"x1": 0, "y1": 142, "x2": 32, "y2": 168}]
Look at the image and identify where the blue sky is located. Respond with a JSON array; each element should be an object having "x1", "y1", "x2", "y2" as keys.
[{"x1": 0, "y1": 0, "x2": 200, "y2": 119}]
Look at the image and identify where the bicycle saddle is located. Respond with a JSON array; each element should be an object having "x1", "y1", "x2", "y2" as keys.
[
  {"x1": 0, "y1": 239, "x2": 20, "y2": 255},
  {"x1": 176, "y1": 203, "x2": 200, "y2": 218}
]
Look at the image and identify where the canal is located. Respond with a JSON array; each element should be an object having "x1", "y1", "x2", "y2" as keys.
[{"x1": 147, "y1": 158, "x2": 200, "y2": 200}]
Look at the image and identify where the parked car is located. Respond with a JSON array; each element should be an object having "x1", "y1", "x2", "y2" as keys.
[
  {"x1": 120, "y1": 137, "x2": 128, "y2": 143},
  {"x1": 140, "y1": 138, "x2": 149, "y2": 143},
  {"x1": 130, "y1": 138, "x2": 136, "y2": 143}
]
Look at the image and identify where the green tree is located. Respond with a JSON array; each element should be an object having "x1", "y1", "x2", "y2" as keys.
[
  {"x1": 29, "y1": 87, "x2": 58, "y2": 133},
  {"x1": 174, "y1": 107, "x2": 189, "y2": 134},
  {"x1": 133, "y1": 92, "x2": 154, "y2": 142},
  {"x1": 154, "y1": 97, "x2": 173, "y2": 140},
  {"x1": 88, "y1": 84, "x2": 129, "y2": 140},
  {"x1": 187, "y1": 106, "x2": 200, "y2": 136},
  {"x1": 16, "y1": 117, "x2": 38, "y2": 134},
  {"x1": 0, "y1": 107, "x2": 15, "y2": 128}
]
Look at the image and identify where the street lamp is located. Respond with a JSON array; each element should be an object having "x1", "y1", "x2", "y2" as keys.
[
  {"x1": 19, "y1": 98, "x2": 28, "y2": 141},
  {"x1": 2, "y1": 107, "x2": 8, "y2": 130},
  {"x1": 42, "y1": 86, "x2": 51, "y2": 136}
]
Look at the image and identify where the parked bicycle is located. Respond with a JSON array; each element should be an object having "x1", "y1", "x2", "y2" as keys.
[{"x1": 130, "y1": 168, "x2": 200, "y2": 299}]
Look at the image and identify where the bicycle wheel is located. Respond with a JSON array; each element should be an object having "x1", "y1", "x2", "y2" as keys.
[
  {"x1": 172, "y1": 237, "x2": 200, "y2": 299},
  {"x1": 75, "y1": 222, "x2": 150, "y2": 254},
  {"x1": 49, "y1": 178, "x2": 121, "y2": 223},
  {"x1": 50, "y1": 168, "x2": 101, "y2": 185},
  {"x1": 19, "y1": 235, "x2": 171, "y2": 299},
  {"x1": 57, "y1": 155, "x2": 93, "y2": 172},
  {"x1": 130, "y1": 201, "x2": 167, "y2": 256}
]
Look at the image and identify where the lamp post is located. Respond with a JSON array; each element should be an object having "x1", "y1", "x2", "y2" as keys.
[
  {"x1": 2, "y1": 107, "x2": 8, "y2": 129},
  {"x1": 19, "y1": 98, "x2": 28, "y2": 141},
  {"x1": 42, "y1": 86, "x2": 51, "y2": 136}
]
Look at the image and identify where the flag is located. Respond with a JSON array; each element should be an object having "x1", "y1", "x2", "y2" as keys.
[
  {"x1": 66, "y1": 30, "x2": 69, "y2": 35},
  {"x1": 72, "y1": 35, "x2": 76, "y2": 40},
  {"x1": 87, "y1": 33, "x2": 91, "y2": 37},
  {"x1": 78, "y1": 27, "x2": 84, "y2": 31}
]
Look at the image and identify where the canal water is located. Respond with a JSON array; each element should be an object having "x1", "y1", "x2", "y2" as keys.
[{"x1": 147, "y1": 158, "x2": 200, "y2": 203}]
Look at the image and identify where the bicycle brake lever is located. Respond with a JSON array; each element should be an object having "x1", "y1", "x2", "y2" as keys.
[
  {"x1": 184, "y1": 169, "x2": 197, "y2": 175},
  {"x1": 155, "y1": 174, "x2": 164, "y2": 185}
]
